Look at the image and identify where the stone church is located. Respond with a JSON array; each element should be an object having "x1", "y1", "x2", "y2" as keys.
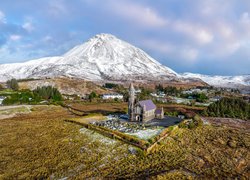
[{"x1": 128, "y1": 83, "x2": 164, "y2": 122}]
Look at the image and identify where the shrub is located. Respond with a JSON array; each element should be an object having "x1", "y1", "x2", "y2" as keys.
[
  {"x1": 193, "y1": 115, "x2": 203, "y2": 127},
  {"x1": 33, "y1": 86, "x2": 62, "y2": 101},
  {"x1": 0, "y1": 84, "x2": 4, "y2": 90}
]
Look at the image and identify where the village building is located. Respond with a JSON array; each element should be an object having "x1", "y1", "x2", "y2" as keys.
[
  {"x1": 102, "y1": 93, "x2": 124, "y2": 100},
  {"x1": 128, "y1": 83, "x2": 164, "y2": 122},
  {"x1": 155, "y1": 107, "x2": 164, "y2": 119},
  {"x1": 0, "y1": 96, "x2": 6, "y2": 105}
]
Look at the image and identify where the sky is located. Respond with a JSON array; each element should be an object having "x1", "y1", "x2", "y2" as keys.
[{"x1": 0, "y1": 0, "x2": 250, "y2": 76}]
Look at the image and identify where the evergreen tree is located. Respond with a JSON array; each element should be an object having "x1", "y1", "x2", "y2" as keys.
[
  {"x1": 204, "y1": 97, "x2": 250, "y2": 120},
  {"x1": 89, "y1": 91, "x2": 97, "y2": 102},
  {"x1": 33, "y1": 86, "x2": 62, "y2": 101},
  {"x1": 7, "y1": 79, "x2": 19, "y2": 91}
]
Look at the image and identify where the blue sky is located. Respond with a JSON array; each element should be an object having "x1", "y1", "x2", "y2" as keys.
[{"x1": 0, "y1": 0, "x2": 250, "y2": 75}]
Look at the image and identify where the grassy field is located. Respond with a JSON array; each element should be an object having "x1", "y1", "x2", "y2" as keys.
[
  {"x1": 68, "y1": 102, "x2": 205, "y2": 115},
  {"x1": 0, "y1": 105, "x2": 249, "y2": 179}
]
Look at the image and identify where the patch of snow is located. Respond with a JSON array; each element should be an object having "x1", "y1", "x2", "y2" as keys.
[
  {"x1": 126, "y1": 128, "x2": 163, "y2": 140},
  {"x1": 182, "y1": 72, "x2": 250, "y2": 88},
  {"x1": 79, "y1": 128, "x2": 117, "y2": 145}
]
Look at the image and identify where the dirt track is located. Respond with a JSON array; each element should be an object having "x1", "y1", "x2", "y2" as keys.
[{"x1": 0, "y1": 105, "x2": 32, "y2": 120}]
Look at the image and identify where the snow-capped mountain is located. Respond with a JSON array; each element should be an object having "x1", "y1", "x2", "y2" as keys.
[
  {"x1": 0, "y1": 33, "x2": 249, "y2": 89},
  {"x1": 182, "y1": 73, "x2": 250, "y2": 88},
  {"x1": 0, "y1": 33, "x2": 178, "y2": 82}
]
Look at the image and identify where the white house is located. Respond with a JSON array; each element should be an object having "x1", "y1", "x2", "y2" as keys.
[
  {"x1": 0, "y1": 96, "x2": 6, "y2": 105},
  {"x1": 134, "y1": 89, "x2": 141, "y2": 94},
  {"x1": 102, "y1": 94, "x2": 124, "y2": 100},
  {"x1": 182, "y1": 88, "x2": 208, "y2": 94}
]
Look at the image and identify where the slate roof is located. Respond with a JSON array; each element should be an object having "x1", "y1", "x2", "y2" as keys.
[
  {"x1": 155, "y1": 108, "x2": 163, "y2": 115},
  {"x1": 138, "y1": 100, "x2": 156, "y2": 111}
]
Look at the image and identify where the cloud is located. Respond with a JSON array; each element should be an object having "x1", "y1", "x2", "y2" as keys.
[
  {"x1": 173, "y1": 21, "x2": 214, "y2": 45},
  {"x1": 0, "y1": 0, "x2": 249, "y2": 75},
  {"x1": 240, "y1": 12, "x2": 250, "y2": 24},
  {"x1": 141, "y1": 38, "x2": 174, "y2": 54},
  {"x1": 139, "y1": 37, "x2": 199, "y2": 63},
  {"x1": 48, "y1": 0, "x2": 68, "y2": 18},
  {"x1": 9, "y1": 34, "x2": 22, "y2": 41},
  {"x1": 0, "y1": 10, "x2": 6, "y2": 23},
  {"x1": 216, "y1": 23, "x2": 234, "y2": 39},
  {"x1": 180, "y1": 48, "x2": 199, "y2": 61},
  {"x1": 106, "y1": 0, "x2": 168, "y2": 28},
  {"x1": 42, "y1": 35, "x2": 53, "y2": 42},
  {"x1": 22, "y1": 22, "x2": 34, "y2": 32}
]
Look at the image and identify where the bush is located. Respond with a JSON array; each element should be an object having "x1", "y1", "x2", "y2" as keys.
[
  {"x1": 33, "y1": 86, "x2": 62, "y2": 101},
  {"x1": 164, "y1": 111, "x2": 178, "y2": 117},
  {"x1": 193, "y1": 115, "x2": 203, "y2": 127},
  {"x1": 2, "y1": 90, "x2": 37, "y2": 105},
  {"x1": 0, "y1": 84, "x2": 4, "y2": 90},
  {"x1": 103, "y1": 83, "x2": 118, "y2": 89}
]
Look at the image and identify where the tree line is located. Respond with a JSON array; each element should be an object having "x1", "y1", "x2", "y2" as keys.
[
  {"x1": 2, "y1": 85, "x2": 62, "y2": 105},
  {"x1": 203, "y1": 97, "x2": 250, "y2": 120}
]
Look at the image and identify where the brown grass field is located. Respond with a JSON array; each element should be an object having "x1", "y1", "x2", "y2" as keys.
[
  {"x1": 0, "y1": 105, "x2": 249, "y2": 179},
  {"x1": 67, "y1": 102, "x2": 205, "y2": 115}
]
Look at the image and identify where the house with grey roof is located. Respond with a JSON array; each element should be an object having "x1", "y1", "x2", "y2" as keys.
[{"x1": 128, "y1": 83, "x2": 164, "y2": 122}]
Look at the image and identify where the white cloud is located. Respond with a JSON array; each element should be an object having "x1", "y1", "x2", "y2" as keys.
[
  {"x1": 173, "y1": 21, "x2": 214, "y2": 45},
  {"x1": 140, "y1": 37, "x2": 199, "y2": 62},
  {"x1": 48, "y1": 0, "x2": 68, "y2": 18},
  {"x1": 42, "y1": 35, "x2": 53, "y2": 42},
  {"x1": 22, "y1": 22, "x2": 35, "y2": 32},
  {"x1": 0, "y1": 10, "x2": 6, "y2": 23},
  {"x1": 10, "y1": 35, "x2": 22, "y2": 41},
  {"x1": 141, "y1": 38, "x2": 174, "y2": 54},
  {"x1": 109, "y1": 1, "x2": 167, "y2": 28},
  {"x1": 217, "y1": 23, "x2": 233, "y2": 39},
  {"x1": 180, "y1": 48, "x2": 199, "y2": 61},
  {"x1": 240, "y1": 12, "x2": 250, "y2": 24}
]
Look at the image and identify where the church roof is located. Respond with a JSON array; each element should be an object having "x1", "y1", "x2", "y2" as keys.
[
  {"x1": 155, "y1": 108, "x2": 163, "y2": 115},
  {"x1": 139, "y1": 100, "x2": 156, "y2": 111}
]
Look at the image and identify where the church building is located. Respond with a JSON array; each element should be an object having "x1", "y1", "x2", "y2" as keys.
[{"x1": 128, "y1": 83, "x2": 164, "y2": 122}]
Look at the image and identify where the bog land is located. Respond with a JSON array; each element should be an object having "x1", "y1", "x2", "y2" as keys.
[{"x1": 0, "y1": 105, "x2": 249, "y2": 179}]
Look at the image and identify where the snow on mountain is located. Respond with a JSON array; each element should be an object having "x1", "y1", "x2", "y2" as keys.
[
  {"x1": 182, "y1": 73, "x2": 250, "y2": 88},
  {"x1": 0, "y1": 33, "x2": 249, "y2": 89},
  {"x1": 0, "y1": 33, "x2": 177, "y2": 82}
]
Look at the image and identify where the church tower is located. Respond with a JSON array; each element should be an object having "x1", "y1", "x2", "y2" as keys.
[{"x1": 128, "y1": 83, "x2": 135, "y2": 121}]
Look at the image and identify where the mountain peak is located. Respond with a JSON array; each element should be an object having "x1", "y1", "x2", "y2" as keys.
[
  {"x1": 87, "y1": 33, "x2": 118, "y2": 44},
  {"x1": 94, "y1": 33, "x2": 117, "y2": 39},
  {"x1": 0, "y1": 33, "x2": 178, "y2": 82}
]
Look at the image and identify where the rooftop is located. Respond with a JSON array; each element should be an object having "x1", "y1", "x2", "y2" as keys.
[{"x1": 138, "y1": 100, "x2": 156, "y2": 111}]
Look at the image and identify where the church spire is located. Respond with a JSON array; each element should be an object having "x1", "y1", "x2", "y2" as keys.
[{"x1": 128, "y1": 83, "x2": 135, "y2": 121}]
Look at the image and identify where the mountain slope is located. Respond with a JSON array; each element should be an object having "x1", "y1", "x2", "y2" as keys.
[
  {"x1": 0, "y1": 34, "x2": 178, "y2": 82},
  {"x1": 0, "y1": 33, "x2": 249, "y2": 89},
  {"x1": 182, "y1": 73, "x2": 250, "y2": 88}
]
